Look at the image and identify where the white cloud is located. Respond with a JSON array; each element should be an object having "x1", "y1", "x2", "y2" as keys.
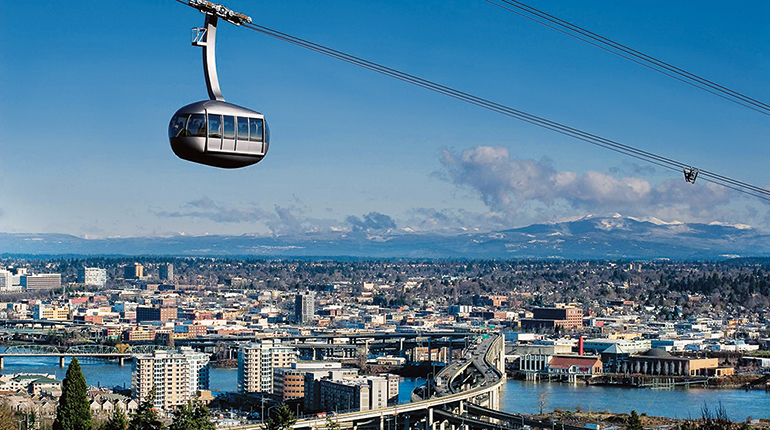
[
  {"x1": 154, "y1": 198, "x2": 339, "y2": 235},
  {"x1": 346, "y1": 212, "x2": 397, "y2": 232},
  {"x1": 439, "y1": 146, "x2": 736, "y2": 224}
]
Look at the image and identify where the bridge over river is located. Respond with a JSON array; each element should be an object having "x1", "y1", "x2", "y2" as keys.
[{"x1": 0, "y1": 344, "x2": 176, "y2": 368}]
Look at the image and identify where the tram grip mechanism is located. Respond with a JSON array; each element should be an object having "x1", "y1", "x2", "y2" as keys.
[{"x1": 188, "y1": 0, "x2": 251, "y2": 26}]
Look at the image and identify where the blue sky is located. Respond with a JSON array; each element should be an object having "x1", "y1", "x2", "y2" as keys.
[{"x1": 1, "y1": 0, "x2": 769, "y2": 238}]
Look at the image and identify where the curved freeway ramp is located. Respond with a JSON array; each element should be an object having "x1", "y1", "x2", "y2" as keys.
[{"x1": 234, "y1": 334, "x2": 506, "y2": 430}]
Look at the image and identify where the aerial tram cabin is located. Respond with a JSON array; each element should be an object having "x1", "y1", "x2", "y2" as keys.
[
  {"x1": 169, "y1": 101, "x2": 269, "y2": 169},
  {"x1": 169, "y1": 0, "x2": 269, "y2": 169}
]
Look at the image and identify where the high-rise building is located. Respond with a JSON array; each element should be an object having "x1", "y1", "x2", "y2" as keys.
[
  {"x1": 0, "y1": 270, "x2": 13, "y2": 292},
  {"x1": 132, "y1": 348, "x2": 209, "y2": 411},
  {"x1": 159, "y1": 263, "x2": 174, "y2": 281},
  {"x1": 77, "y1": 267, "x2": 107, "y2": 286},
  {"x1": 294, "y1": 291, "x2": 315, "y2": 324},
  {"x1": 124, "y1": 264, "x2": 144, "y2": 280},
  {"x1": 179, "y1": 347, "x2": 210, "y2": 394},
  {"x1": 21, "y1": 274, "x2": 61, "y2": 291},
  {"x1": 237, "y1": 339, "x2": 297, "y2": 394}
]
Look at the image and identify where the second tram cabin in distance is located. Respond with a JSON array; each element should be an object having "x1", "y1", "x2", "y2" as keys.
[{"x1": 169, "y1": 100, "x2": 270, "y2": 169}]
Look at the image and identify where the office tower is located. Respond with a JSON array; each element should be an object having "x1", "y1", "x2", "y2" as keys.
[
  {"x1": 294, "y1": 291, "x2": 315, "y2": 324},
  {"x1": 77, "y1": 267, "x2": 107, "y2": 286},
  {"x1": 159, "y1": 263, "x2": 174, "y2": 281},
  {"x1": 124, "y1": 264, "x2": 144, "y2": 280},
  {"x1": 21, "y1": 274, "x2": 61, "y2": 291},
  {"x1": 0, "y1": 270, "x2": 12, "y2": 291}
]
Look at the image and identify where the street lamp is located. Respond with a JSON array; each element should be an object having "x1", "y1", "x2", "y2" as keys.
[
  {"x1": 426, "y1": 372, "x2": 434, "y2": 399},
  {"x1": 266, "y1": 404, "x2": 279, "y2": 423},
  {"x1": 260, "y1": 397, "x2": 268, "y2": 424}
]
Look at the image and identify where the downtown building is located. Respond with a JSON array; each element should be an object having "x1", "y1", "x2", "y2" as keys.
[
  {"x1": 237, "y1": 339, "x2": 297, "y2": 394},
  {"x1": 521, "y1": 306, "x2": 583, "y2": 331},
  {"x1": 0, "y1": 270, "x2": 16, "y2": 292},
  {"x1": 123, "y1": 263, "x2": 145, "y2": 280},
  {"x1": 21, "y1": 274, "x2": 61, "y2": 291},
  {"x1": 33, "y1": 303, "x2": 70, "y2": 321},
  {"x1": 294, "y1": 291, "x2": 315, "y2": 324},
  {"x1": 131, "y1": 347, "x2": 210, "y2": 411},
  {"x1": 273, "y1": 361, "x2": 355, "y2": 402},
  {"x1": 159, "y1": 263, "x2": 174, "y2": 281},
  {"x1": 316, "y1": 374, "x2": 399, "y2": 413},
  {"x1": 77, "y1": 267, "x2": 107, "y2": 286},
  {"x1": 136, "y1": 305, "x2": 178, "y2": 322}
]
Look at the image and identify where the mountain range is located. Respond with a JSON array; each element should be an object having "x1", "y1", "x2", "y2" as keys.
[{"x1": 1, "y1": 215, "x2": 768, "y2": 259}]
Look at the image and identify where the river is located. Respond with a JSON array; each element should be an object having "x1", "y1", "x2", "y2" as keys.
[{"x1": 2, "y1": 358, "x2": 768, "y2": 421}]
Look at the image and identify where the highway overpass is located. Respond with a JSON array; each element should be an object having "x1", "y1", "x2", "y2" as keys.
[{"x1": 233, "y1": 333, "x2": 506, "y2": 430}]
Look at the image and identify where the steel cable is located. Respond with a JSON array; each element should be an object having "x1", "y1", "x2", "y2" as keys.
[
  {"x1": 171, "y1": 0, "x2": 770, "y2": 202},
  {"x1": 485, "y1": 0, "x2": 770, "y2": 117}
]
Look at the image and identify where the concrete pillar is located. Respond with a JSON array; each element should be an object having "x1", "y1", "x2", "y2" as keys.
[
  {"x1": 119, "y1": 356, "x2": 125, "y2": 366},
  {"x1": 458, "y1": 401, "x2": 465, "y2": 415},
  {"x1": 428, "y1": 408, "x2": 434, "y2": 430},
  {"x1": 0, "y1": 356, "x2": 4, "y2": 369},
  {"x1": 380, "y1": 415, "x2": 384, "y2": 430},
  {"x1": 59, "y1": 356, "x2": 66, "y2": 368}
]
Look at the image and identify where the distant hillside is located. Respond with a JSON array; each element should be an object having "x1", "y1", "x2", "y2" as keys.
[{"x1": 1, "y1": 215, "x2": 768, "y2": 259}]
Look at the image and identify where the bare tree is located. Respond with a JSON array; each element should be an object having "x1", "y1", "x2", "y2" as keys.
[{"x1": 538, "y1": 391, "x2": 549, "y2": 415}]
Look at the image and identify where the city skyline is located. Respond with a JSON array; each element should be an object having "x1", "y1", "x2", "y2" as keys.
[{"x1": 2, "y1": 1, "x2": 769, "y2": 238}]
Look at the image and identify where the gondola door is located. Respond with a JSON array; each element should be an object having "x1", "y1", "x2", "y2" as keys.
[
  {"x1": 207, "y1": 113, "x2": 222, "y2": 151},
  {"x1": 221, "y1": 115, "x2": 236, "y2": 152}
]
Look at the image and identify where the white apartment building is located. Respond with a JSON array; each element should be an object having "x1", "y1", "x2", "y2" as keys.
[
  {"x1": 77, "y1": 267, "x2": 107, "y2": 286},
  {"x1": 318, "y1": 374, "x2": 399, "y2": 412},
  {"x1": 0, "y1": 270, "x2": 15, "y2": 292},
  {"x1": 237, "y1": 339, "x2": 297, "y2": 394},
  {"x1": 132, "y1": 348, "x2": 210, "y2": 411},
  {"x1": 179, "y1": 347, "x2": 210, "y2": 393}
]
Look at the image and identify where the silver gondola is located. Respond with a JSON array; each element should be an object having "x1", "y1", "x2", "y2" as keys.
[{"x1": 169, "y1": 1, "x2": 269, "y2": 169}]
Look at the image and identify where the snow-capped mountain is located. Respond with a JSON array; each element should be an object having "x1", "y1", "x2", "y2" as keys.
[{"x1": 1, "y1": 215, "x2": 768, "y2": 259}]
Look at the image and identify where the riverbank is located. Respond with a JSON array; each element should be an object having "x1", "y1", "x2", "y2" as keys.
[
  {"x1": 501, "y1": 380, "x2": 770, "y2": 421},
  {"x1": 1, "y1": 358, "x2": 768, "y2": 421},
  {"x1": 511, "y1": 372, "x2": 769, "y2": 391},
  {"x1": 532, "y1": 410, "x2": 770, "y2": 429},
  {"x1": 585, "y1": 374, "x2": 765, "y2": 390}
]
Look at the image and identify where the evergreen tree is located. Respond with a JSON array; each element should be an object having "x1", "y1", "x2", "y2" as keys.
[
  {"x1": 169, "y1": 402, "x2": 214, "y2": 430},
  {"x1": 265, "y1": 405, "x2": 296, "y2": 430},
  {"x1": 324, "y1": 417, "x2": 340, "y2": 430},
  {"x1": 103, "y1": 408, "x2": 129, "y2": 430},
  {"x1": 0, "y1": 401, "x2": 16, "y2": 430},
  {"x1": 128, "y1": 391, "x2": 165, "y2": 430},
  {"x1": 53, "y1": 358, "x2": 93, "y2": 430},
  {"x1": 190, "y1": 402, "x2": 214, "y2": 430},
  {"x1": 627, "y1": 411, "x2": 643, "y2": 430}
]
